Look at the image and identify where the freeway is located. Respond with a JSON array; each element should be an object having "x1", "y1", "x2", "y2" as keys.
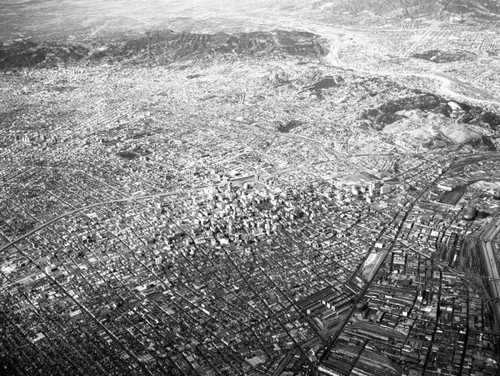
[
  {"x1": 479, "y1": 218, "x2": 500, "y2": 332},
  {"x1": 1, "y1": 143, "x2": 460, "y2": 258},
  {"x1": 0, "y1": 174, "x2": 258, "y2": 255},
  {"x1": 230, "y1": 117, "x2": 337, "y2": 161}
]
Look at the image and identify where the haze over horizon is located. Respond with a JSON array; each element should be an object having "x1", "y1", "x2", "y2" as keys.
[{"x1": 1, "y1": 0, "x2": 500, "y2": 42}]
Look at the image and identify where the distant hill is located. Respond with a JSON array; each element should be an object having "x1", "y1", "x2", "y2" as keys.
[
  {"x1": 318, "y1": 0, "x2": 500, "y2": 20},
  {"x1": 0, "y1": 30, "x2": 328, "y2": 69}
]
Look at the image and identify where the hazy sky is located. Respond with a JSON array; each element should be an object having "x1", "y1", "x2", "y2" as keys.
[{"x1": 0, "y1": 0, "x2": 312, "y2": 41}]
